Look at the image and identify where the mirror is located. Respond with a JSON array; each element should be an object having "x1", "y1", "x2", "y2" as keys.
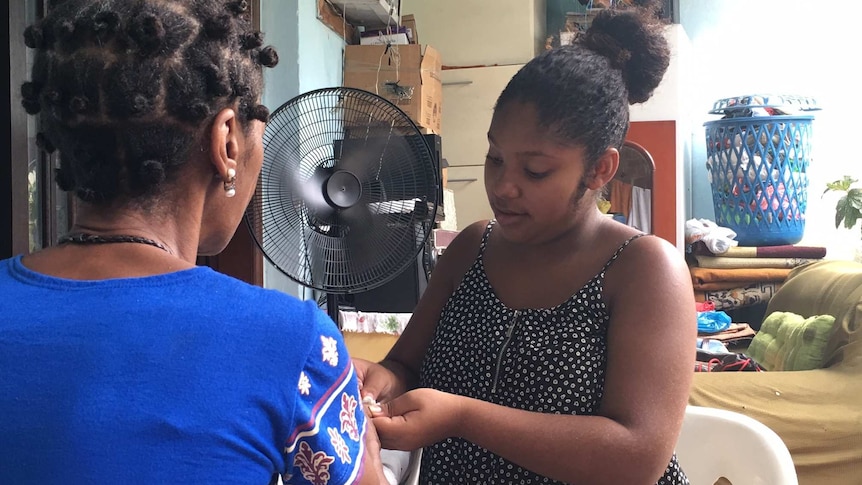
[{"x1": 606, "y1": 140, "x2": 655, "y2": 233}]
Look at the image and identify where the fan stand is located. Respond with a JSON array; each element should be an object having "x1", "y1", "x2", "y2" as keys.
[
  {"x1": 326, "y1": 294, "x2": 341, "y2": 329},
  {"x1": 323, "y1": 169, "x2": 363, "y2": 329}
]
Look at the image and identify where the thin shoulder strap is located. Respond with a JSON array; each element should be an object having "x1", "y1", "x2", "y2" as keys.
[
  {"x1": 477, "y1": 220, "x2": 496, "y2": 256},
  {"x1": 600, "y1": 233, "x2": 652, "y2": 274}
]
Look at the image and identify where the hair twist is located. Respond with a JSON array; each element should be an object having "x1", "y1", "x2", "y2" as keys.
[
  {"x1": 257, "y1": 46, "x2": 279, "y2": 68},
  {"x1": 23, "y1": 0, "x2": 278, "y2": 203},
  {"x1": 23, "y1": 25, "x2": 45, "y2": 49},
  {"x1": 241, "y1": 31, "x2": 264, "y2": 50}
]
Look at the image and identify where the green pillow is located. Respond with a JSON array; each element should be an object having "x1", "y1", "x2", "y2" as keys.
[
  {"x1": 784, "y1": 315, "x2": 837, "y2": 371},
  {"x1": 747, "y1": 312, "x2": 781, "y2": 369},
  {"x1": 747, "y1": 311, "x2": 837, "y2": 371}
]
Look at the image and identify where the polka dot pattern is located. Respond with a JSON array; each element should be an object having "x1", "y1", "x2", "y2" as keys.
[{"x1": 418, "y1": 221, "x2": 688, "y2": 484}]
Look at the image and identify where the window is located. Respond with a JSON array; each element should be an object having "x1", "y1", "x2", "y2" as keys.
[{"x1": 7, "y1": 0, "x2": 71, "y2": 257}]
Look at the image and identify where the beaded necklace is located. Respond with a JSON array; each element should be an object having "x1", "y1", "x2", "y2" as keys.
[{"x1": 58, "y1": 233, "x2": 172, "y2": 254}]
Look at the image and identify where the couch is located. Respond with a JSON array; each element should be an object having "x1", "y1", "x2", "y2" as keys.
[{"x1": 688, "y1": 260, "x2": 862, "y2": 485}]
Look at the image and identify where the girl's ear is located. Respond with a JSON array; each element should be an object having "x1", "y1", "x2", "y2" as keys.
[
  {"x1": 208, "y1": 108, "x2": 239, "y2": 180},
  {"x1": 586, "y1": 147, "x2": 619, "y2": 190}
]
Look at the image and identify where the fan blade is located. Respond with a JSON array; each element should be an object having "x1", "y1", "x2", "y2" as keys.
[
  {"x1": 294, "y1": 166, "x2": 335, "y2": 221},
  {"x1": 335, "y1": 133, "x2": 407, "y2": 183},
  {"x1": 336, "y1": 203, "x2": 380, "y2": 271}
]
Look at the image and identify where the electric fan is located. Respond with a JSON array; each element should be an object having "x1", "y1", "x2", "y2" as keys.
[{"x1": 245, "y1": 87, "x2": 440, "y2": 323}]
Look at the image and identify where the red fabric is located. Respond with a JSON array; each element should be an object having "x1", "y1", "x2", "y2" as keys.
[{"x1": 695, "y1": 301, "x2": 715, "y2": 312}]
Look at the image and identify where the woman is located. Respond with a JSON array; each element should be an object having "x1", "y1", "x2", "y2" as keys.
[
  {"x1": 356, "y1": 4, "x2": 696, "y2": 484},
  {"x1": 0, "y1": 0, "x2": 385, "y2": 483}
]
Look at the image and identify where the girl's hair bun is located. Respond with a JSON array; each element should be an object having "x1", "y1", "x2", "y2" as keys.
[{"x1": 578, "y1": 4, "x2": 670, "y2": 104}]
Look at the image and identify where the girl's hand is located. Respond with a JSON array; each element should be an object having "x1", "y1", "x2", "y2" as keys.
[
  {"x1": 370, "y1": 388, "x2": 466, "y2": 451},
  {"x1": 352, "y1": 358, "x2": 404, "y2": 404}
]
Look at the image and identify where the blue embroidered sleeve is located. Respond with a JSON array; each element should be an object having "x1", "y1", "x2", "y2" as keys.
[{"x1": 282, "y1": 309, "x2": 367, "y2": 485}]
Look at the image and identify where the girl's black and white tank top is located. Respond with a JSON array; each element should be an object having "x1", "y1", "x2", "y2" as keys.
[{"x1": 418, "y1": 220, "x2": 688, "y2": 484}]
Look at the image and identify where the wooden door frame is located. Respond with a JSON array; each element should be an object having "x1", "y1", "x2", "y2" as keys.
[{"x1": 627, "y1": 120, "x2": 678, "y2": 246}]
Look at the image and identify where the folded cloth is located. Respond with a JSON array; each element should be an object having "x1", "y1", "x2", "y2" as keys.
[
  {"x1": 694, "y1": 282, "x2": 783, "y2": 310},
  {"x1": 692, "y1": 242, "x2": 827, "y2": 259},
  {"x1": 690, "y1": 266, "x2": 792, "y2": 286},
  {"x1": 698, "y1": 323, "x2": 757, "y2": 343},
  {"x1": 694, "y1": 280, "x2": 766, "y2": 291},
  {"x1": 695, "y1": 255, "x2": 817, "y2": 269},
  {"x1": 695, "y1": 301, "x2": 716, "y2": 312}
]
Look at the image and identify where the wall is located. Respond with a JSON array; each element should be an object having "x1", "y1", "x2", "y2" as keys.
[
  {"x1": 261, "y1": 0, "x2": 300, "y2": 111},
  {"x1": 260, "y1": 0, "x2": 345, "y2": 296},
  {"x1": 401, "y1": 0, "x2": 546, "y2": 67},
  {"x1": 400, "y1": 0, "x2": 546, "y2": 229},
  {"x1": 631, "y1": 24, "x2": 692, "y2": 249},
  {"x1": 439, "y1": 65, "x2": 523, "y2": 227},
  {"x1": 297, "y1": 0, "x2": 345, "y2": 92},
  {"x1": 679, "y1": 0, "x2": 858, "y2": 259}
]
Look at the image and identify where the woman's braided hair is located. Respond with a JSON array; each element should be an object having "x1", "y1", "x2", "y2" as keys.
[
  {"x1": 495, "y1": 3, "x2": 669, "y2": 172},
  {"x1": 20, "y1": 0, "x2": 279, "y2": 204}
]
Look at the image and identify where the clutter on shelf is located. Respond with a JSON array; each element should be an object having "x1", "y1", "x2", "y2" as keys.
[{"x1": 685, "y1": 218, "x2": 827, "y2": 319}]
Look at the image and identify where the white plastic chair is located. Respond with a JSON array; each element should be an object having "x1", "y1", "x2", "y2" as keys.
[
  {"x1": 676, "y1": 405, "x2": 798, "y2": 485},
  {"x1": 387, "y1": 405, "x2": 799, "y2": 485}
]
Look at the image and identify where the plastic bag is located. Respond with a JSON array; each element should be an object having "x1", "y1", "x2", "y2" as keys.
[
  {"x1": 697, "y1": 310, "x2": 732, "y2": 333},
  {"x1": 684, "y1": 218, "x2": 738, "y2": 254}
]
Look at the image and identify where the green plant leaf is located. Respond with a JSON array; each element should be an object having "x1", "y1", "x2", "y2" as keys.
[
  {"x1": 826, "y1": 176, "x2": 862, "y2": 233},
  {"x1": 848, "y1": 188, "x2": 862, "y2": 210},
  {"x1": 823, "y1": 176, "x2": 857, "y2": 195},
  {"x1": 835, "y1": 196, "x2": 848, "y2": 229}
]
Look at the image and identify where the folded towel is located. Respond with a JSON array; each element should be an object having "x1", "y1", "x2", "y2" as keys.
[
  {"x1": 693, "y1": 242, "x2": 827, "y2": 259},
  {"x1": 695, "y1": 255, "x2": 816, "y2": 269},
  {"x1": 694, "y1": 282, "x2": 783, "y2": 310},
  {"x1": 690, "y1": 267, "x2": 792, "y2": 286},
  {"x1": 694, "y1": 280, "x2": 777, "y2": 291}
]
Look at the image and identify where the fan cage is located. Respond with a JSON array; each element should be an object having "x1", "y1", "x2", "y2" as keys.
[{"x1": 246, "y1": 87, "x2": 439, "y2": 294}]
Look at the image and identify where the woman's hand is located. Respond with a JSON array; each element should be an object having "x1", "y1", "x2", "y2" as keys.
[{"x1": 370, "y1": 388, "x2": 466, "y2": 451}]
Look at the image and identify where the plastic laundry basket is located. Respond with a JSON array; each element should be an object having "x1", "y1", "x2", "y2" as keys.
[{"x1": 704, "y1": 95, "x2": 819, "y2": 246}]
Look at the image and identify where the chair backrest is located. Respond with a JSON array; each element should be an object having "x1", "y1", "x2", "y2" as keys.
[
  {"x1": 676, "y1": 405, "x2": 798, "y2": 485},
  {"x1": 392, "y1": 406, "x2": 799, "y2": 485}
]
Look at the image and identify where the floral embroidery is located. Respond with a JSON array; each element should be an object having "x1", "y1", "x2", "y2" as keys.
[
  {"x1": 328, "y1": 427, "x2": 351, "y2": 464},
  {"x1": 321, "y1": 336, "x2": 338, "y2": 367},
  {"x1": 339, "y1": 392, "x2": 360, "y2": 441},
  {"x1": 293, "y1": 441, "x2": 335, "y2": 485},
  {"x1": 298, "y1": 371, "x2": 311, "y2": 396}
]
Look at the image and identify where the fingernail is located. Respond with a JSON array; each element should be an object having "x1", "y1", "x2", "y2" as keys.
[{"x1": 369, "y1": 404, "x2": 382, "y2": 414}]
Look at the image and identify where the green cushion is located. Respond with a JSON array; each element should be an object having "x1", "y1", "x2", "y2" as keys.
[
  {"x1": 786, "y1": 315, "x2": 837, "y2": 370},
  {"x1": 747, "y1": 311, "x2": 837, "y2": 371}
]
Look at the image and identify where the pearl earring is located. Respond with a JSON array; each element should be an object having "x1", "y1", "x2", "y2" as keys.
[{"x1": 224, "y1": 168, "x2": 237, "y2": 198}]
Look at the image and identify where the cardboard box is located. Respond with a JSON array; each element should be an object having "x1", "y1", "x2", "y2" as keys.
[
  {"x1": 401, "y1": 13, "x2": 418, "y2": 44},
  {"x1": 343, "y1": 44, "x2": 442, "y2": 134},
  {"x1": 359, "y1": 32, "x2": 409, "y2": 45}
]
